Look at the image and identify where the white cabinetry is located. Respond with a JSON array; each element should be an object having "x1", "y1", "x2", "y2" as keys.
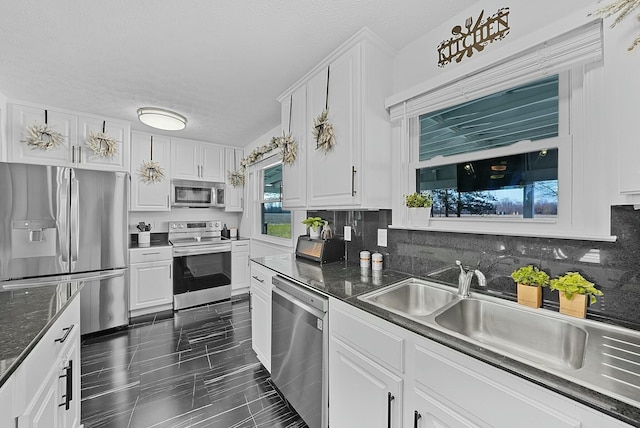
[
  {"x1": 250, "y1": 261, "x2": 274, "y2": 372},
  {"x1": 231, "y1": 240, "x2": 250, "y2": 294},
  {"x1": 0, "y1": 377, "x2": 14, "y2": 428},
  {"x1": 280, "y1": 85, "x2": 307, "y2": 209},
  {"x1": 7, "y1": 103, "x2": 130, "y2": 172},
  {"x1": 329, "y1": 298, "x2": 634, "y2": 428},
  {"x1": 12, "y1": 292, "x2": 81, "y2": 428},
  {"x1": 130, "y1": 132, "x2": 171, "y2": 211},
  {"x1": 77, "y1": 115, "x2": 130, "y2": 171},
  {"x1": 277, "y1": 29, "x2": 394, "y2": 209},
  {"x1": 129, "y1": 246, "x2": 173, "y2": 317},
  {"x1": 8, "y1": 104, "x2": 76, "y2": 166},
  {"x1": 329, "y1": 297, "x2": 405, "y2": 428},
  {"x1": 224, "y1": 147, "x2": 244, "y2": 212},
  {"x1": 171, "y1": 138, "x2": 225, "y2": 182}
]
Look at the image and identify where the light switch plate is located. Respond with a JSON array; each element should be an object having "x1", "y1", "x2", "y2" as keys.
[
  {"x1": 344, "y1": 226, "x2": 352, "y2": 241},
  {"x1": 377, "y1": 229, "x2": 387, "y2": 247}
]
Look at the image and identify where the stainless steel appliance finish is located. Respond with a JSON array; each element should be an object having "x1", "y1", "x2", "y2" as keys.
[
  {"x1": 271, "y1": 275, "x2": 328, "y2": 428},
  {"x1": 170, "y1": 179, "x2": 224, "y2": 208},
  {"x1": 170, "y1": 220, "x2": 232, "y2": 310},
  {"x1": 0, "y1": 162, "x2": 129, "y2": 334}
]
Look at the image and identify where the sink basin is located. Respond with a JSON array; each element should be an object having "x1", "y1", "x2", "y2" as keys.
[
  {"x1": 358, "y1": 278, "x2": 457, "y2": 317},
  {"x1": 435, "y1": 298, "x2": 587, "y2": 370}
]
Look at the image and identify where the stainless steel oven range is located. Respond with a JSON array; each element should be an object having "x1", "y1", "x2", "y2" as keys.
[{"x1": 169, "y1": 220, "x2": 231, "y2": 310}]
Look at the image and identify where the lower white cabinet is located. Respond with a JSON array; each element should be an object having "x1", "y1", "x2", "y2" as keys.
[
  {"x1": 11, "y1": 292, "x2": 81, "y2": 428},
  {"x1": 328, "y1": 298, "x2": 634, "y2": 428},
  {"x1": 250, "y1": 261, "x2": 275, "y2": 372},
  {"x1": 329, "y1": 336, "x2": 403, "y2": 428},
  {"x1": 129, "y1": 246, "x2": 173, "y2": 317},
  {"x1": 231, "y1": 240, "x2": 250, "y2": 295}
]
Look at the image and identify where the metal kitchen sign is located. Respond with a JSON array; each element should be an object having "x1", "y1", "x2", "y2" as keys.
[{"x1": 437, "y1": 8, "x2": 510, "y2": 67}]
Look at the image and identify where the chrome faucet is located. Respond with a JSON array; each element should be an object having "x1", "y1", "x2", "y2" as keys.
[{"x1": 456, "y1": 260, "x2": 487, "y2": 298}]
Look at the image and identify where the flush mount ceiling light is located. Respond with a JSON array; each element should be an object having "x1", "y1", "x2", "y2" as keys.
[{"x1": 137, "y1": 107, "x2": 187, "y2": 131}]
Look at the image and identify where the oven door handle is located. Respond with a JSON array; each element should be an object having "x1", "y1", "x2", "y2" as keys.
[{"x1": 173, "y1": 245, "x2": 231, "y2": 257}]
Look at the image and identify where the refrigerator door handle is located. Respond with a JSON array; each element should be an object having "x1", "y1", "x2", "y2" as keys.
[
  {"x1": 70, "y1": 169, "x2": 80, "y2": 264},
  {"x1": 59, "y1": 168, "x2": 71, "y2": 266},
  {"x1": 1, "y1": 268, "x2": 127, "y2": 290}
]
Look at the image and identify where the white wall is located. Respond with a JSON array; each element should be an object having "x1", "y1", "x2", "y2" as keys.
[{"x1": 390, "y1": 0, "x2": 640, "y2": 212}]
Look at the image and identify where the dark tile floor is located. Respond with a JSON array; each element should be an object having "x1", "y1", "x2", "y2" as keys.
[{"x1": 80, "y1": 295, "x2": 307, "y2": 428}]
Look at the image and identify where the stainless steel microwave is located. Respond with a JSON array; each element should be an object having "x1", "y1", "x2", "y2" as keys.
[{"x1": 171, "y1": 180, "x2": 225, "y2": 208}]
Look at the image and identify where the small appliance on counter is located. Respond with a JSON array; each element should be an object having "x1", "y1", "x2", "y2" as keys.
[{"x1": 295, "y1": 235, "x2": 344, "y2": 264}]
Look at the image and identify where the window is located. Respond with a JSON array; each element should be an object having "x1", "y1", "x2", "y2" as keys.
[
  {"x1": 418, "y1": 76, "x2": 559, "y2": 161},
  {"x1": 414, "y1": 75, "x2": 561, "y2": 220},
  {"x1": 417, "y1": 148, "x2": 558, "y2": 219},
  {"x1": 260, "y1": 163, "x2": 291, "y2": 239}
]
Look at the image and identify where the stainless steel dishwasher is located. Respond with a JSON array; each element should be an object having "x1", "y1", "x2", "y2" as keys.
[{"x1": 271, "y1": 275, "x2": 328, "y2": 428}]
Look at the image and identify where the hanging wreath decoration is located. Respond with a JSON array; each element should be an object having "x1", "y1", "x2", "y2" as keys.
[
  {"x1": 312, "y1": 66, "x2": 335, "y2": 153},
  {"x1": 590, "y1": 0, "x2": 640, "y2": 51},
  {"x1": 137, "y1": 136, "x2": 165, "y2": 184},
  {"x1": 86, "y1": 121, "x2": 119, "y2": 158},
  {"x1": 227, "y1": 94, "x2": 298, "y2": 187},
  {"x1": 22, "y1": 110, "x2": 65, "y2": 151}
]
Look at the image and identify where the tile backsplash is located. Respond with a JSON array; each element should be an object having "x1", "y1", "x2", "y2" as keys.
[{"x1": 315, "y1": 206, "x2": 640, "y2": 327}]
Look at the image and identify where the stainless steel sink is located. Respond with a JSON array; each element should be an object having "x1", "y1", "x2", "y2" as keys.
[
  {"x1": 358, "y1": 278, "x2": 457, "y2": 318},
  {"x1": 435, "y1": 298, "x2": 588, "y2": 370},
  {"x1": 357, "y1": 276, "x2": 640, "y2": 409}
]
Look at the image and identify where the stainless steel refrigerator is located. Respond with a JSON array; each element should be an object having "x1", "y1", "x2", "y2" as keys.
[{"x1": 0, "y1": 162, "x2": 129, "y2": 334}]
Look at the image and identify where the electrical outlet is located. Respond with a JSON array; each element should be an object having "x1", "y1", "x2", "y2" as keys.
[
  {"x1": 344, "y1": 226, "x2": 352, "y2": 241},
  {"x1": 377, "y1": 229, "x2": 387, "y2": 247}
]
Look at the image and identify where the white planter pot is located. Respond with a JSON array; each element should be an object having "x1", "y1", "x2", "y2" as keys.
[
  {"x1": 309, "y1": 227, "x2": 321, "y2": 239},
  {"x1": 407, "y1": 207, "x2": 432, "y2": 227}
]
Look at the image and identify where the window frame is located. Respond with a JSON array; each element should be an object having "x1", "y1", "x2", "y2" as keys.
[
  {"x1": 391, "y1": 61, "x2": 613, "y2": 241},
  {"x1": 249, "y1": 156, "x2": 293, "y2": 246}
]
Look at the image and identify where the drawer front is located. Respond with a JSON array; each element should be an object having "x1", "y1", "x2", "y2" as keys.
[
  {"x1": 232, "y1": 240, "x2": 250, "y2": 253},
  {"x1": 129, "y1": 246, "x2": 172, "y2": 264},
  {"x1": 330, "y1": 298, "x2": 405, "y2": 373},
  {"x1": 250, "y1": 262, "x2": 274, "y2": 293}
]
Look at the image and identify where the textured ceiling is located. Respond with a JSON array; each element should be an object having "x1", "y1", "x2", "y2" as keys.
[{"x1": 0, "y1": 0, "x2": 479, "y2": 147}]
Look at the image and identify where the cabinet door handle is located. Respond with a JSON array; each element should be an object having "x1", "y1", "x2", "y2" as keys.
[
  {"x1": 55, "y1": 324, "x2": 74, "y2": 343},
  {"x1": 167, "y1": 194, "x2": 170, "y2": 208},
  {"x1": 351, "y1": 165, "x2": 357, "y2": 196},
  {"x1": 387, "y1": 392, "x2": 394, "y2": 428},
  {"x1": 252, "y1": 275, "x2": 264, "y2": 283},
  {"x1": 78, "y1": 146, "x2": 82, "y2": 163},
  {"x1": 72, "y1": 146, "x2": 76, "y2": 163},
  {"x1": 142, "y1": 252, "x2": 160, "y2": 256},
  {"x1": 58, "y1": 360, "x2": 73, "y2": 410},
  {"x1": 414, "y1": 410, "x2": 422, "y2": 428}
]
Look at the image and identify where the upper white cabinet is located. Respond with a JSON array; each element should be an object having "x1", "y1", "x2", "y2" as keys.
[
  {"x1": 8, "y1": 104, "x2": 77, "y2": 166},
  {"x1": 171, "y1": 138, "x2": 225, "y2": 182},
  {"x1": 7, "y1": 103, "x2": 130, "y2": 172},
  {"x1": 277, "y1": 29, "x2": 395, "y2": 209},
  {"x1": 77, "y1": 115, "x2": 130, "y2": 171},
  {"x1": 130, "y1": 131, "x2": 171, "y2": 211},
  {"x1": 281, "y1": 85, "x2": 307, "y2": 209},
  {"x1": 224, "y1": 147, "x2": 244, "y2": 212}
]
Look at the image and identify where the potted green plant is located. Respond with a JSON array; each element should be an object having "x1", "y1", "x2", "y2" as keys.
[
  {"x1": 510, "y1": 265, "x2": 550, "y2": 308},
  {"x1": 550, "y1": 272, "x2": 603, "y2": 318},
  {"x1": 301, "y1": 217, "x2": 325, "y2": 239},
  {"x1": 404, "y1": 192, "x2": 433, "y2": 226}
]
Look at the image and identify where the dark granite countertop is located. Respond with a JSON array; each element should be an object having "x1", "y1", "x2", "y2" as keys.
[
  {"x1": 252, "y1": 254, "x2": 640, "y2": 426},
  {"x1": 0, "y1": 283, "x2": 82, "y2": 388}
]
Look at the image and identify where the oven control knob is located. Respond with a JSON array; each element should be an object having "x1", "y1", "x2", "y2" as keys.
[
  {"x1": 178, "y1": 224, "x2": 184, "y2": 228},
  {"x1": 207, "y1": 222, "x2": 213, "y2": 228},
  {"x1": 170, "y1": 223, "x2": 177, "y2": 229}
]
